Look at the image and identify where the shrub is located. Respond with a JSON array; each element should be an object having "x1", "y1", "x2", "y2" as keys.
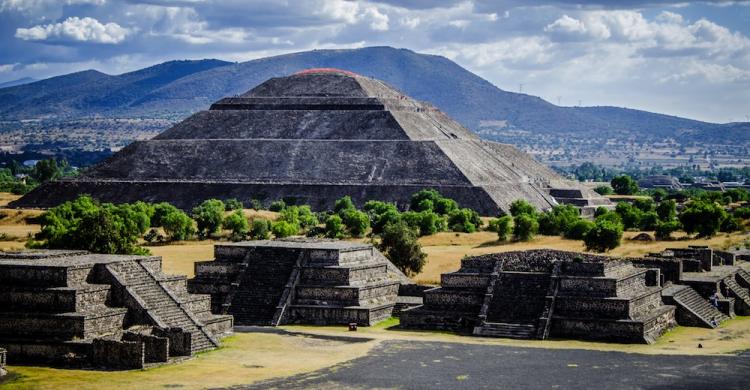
[
  {"x1": 223, "y1": 210, "x2": 249, "y2": 241},
  {"x1": 434, "y1": 197, "x2": 458, "y2": 215},
  {"x1": 509, "y1": 199, "x2": 537, "y2": 217},
  {"x1": 33, "y1": 196, "x2": 150, "y2": 255},
  {"x1": 564, "y1": 219, "x2": 595, "y2": 240},
  {"x1": 333, "y1": 196, "x2": 356, "y2": 214},
  {"x1": 341, "y1": 209, "x2": 370, "y2": 237},
  {"x1": 594, "y1": 206, "x2": 610, "y2": 218},
  {"x1": 250, "y1": 199, "x2": 263, "y2": 210},
  {"x1": 537, "y1": 205, "x2": 580, "y2": 236},
  {"x1": 416, "y1": 211, "x2": 446, "y2": 236},
  {"x1": 224, "y1": 198, "x2": 244, "y2": 211},
  {"x1": 596, "y1": 210, "x2": 622, "y2": 224},
  {"x1": 250, "y1": 218, "x2": 272, "y2": 240},
  {"x1": 378, "y1": 221, "x2": 426, "y2": 276},
  {"x1": 611, "y1": 175, "x2": 639, "y2": 195},
  {"x1": 161, "y1": 208, "x2": 195, "y2": 241},
  {"x1": 615, "y1": 202, "x2": 642, "y2": 230},
  {"x1": 495, "y1": 215, "x2": 512, "y2": 241},
  {"x1": 584, "y1": 219, "x2": 623, "y2": 252},
  {"x1": 512, "y1": 214, "x2": 538, "y2": 241},
  {"x1": 725, "y1": 188, "x2": 749, "y2": 203},
  {"x1": 324, "y1": 214, "x2": 345, "y2": 239},
  {"x1": 447, "y1": 208, "x2": 481, "y2": 233},
  {"x1": 410, "y1": 189, "x2": 442, "y2": 211},
  {"x1": 655, "y1": 220, "x2": 681, "y2": 240},
  {"x1": 720, "y1": 216, "x2": 743, "y2": 233},
  {"x1": 593, "y1": 185, "x2": 613, "y2": 195},
  {"x1": 296, "y1": 205, "x2": 319, "y2": 229},
  {"x1": 271, "y1": 220, "x2": 299, "y2": 238},
  {"x1": 152, "y1": 202, "x2": 180, "y2": 227},
  {"x1": 650, "y1": 188, "x2": 668, "y2": 202},
  {"x1": 269, "y1": 200, "x2": 286, "y2": 212},
  {"x1": 733, "y1": 207, "x2": 750, "y2": 219},
  {"x1": 679, "y1": 200, "x2": 728, "y2": 238},
  {"x1": 363, "y1": 201, "x2": 400, "y2": 234},
  {"x1": 192, "y1": 199, "x2": 225, "y2": 238}
]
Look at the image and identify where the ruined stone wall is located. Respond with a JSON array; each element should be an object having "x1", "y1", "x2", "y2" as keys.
[
  {"x1": 92, "y1": 339, "x2": 144, "y2": 370},
  {"x1": 631, "y1": 258, "x2": 682, "y2": 284}
]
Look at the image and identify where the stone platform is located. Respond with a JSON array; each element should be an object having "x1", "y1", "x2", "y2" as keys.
[
  {"x1": 0, "y1": 250, "x2": 232, "y2": 369},
  {"x1": 188, "y1": 239, "x2": 405, "y2": 326},
  {"x1": 401, "y1": 250, "x2": 676, "y2": 344}
]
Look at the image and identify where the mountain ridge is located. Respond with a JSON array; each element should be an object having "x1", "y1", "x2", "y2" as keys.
[{"x1": 0, "y1": 47, "x2": 746, "y2": 144}]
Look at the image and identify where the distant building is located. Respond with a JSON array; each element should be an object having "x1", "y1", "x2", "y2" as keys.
[{"x1": 638, "y1": 175, "x2": 683, "y2": 190}]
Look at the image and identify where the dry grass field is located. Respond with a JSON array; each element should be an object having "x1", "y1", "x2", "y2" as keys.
[{"x1": 1, "y1": 330, "x2": 376, "y2": 390}]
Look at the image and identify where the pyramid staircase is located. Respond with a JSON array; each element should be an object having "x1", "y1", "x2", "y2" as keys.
[
  {"x1": 724, "y1": 277, "x2": 750, "y2": 314},
  {"x1": 106, "y1": 260, "x2": 222, "y2": 353},
  {"x1": 664, "y1": 285, "x2": 728, "y2": 328}
]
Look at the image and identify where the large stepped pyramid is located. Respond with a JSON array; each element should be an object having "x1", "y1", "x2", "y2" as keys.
[
  {"x1": 12, "y1": 68, "x2": 610, "y2": 215},
  {"x1": 0, "y1": 250, "x2": 232, "y2": 369},
  {"x1": 401, "y1": 250, "x2": 676, "y2": 344},
  {"x1": 188, "y1": 239, "x2": 405, "y2": 326}
]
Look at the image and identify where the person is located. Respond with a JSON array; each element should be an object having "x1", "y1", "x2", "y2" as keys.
[
  {"x1": 710, "y1": 292, "x2": 719, "y2": 308},
  {"x1": 710, "y1": 317, "x2": 718, "y2": 327}
]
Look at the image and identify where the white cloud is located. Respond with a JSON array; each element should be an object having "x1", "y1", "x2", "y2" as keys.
[
  {"x1": 0, "y1": 64, "x2": 15, "y2": 72},
  {"x1": 15, "y1": 16, "x2": 130, "y2": 44}
]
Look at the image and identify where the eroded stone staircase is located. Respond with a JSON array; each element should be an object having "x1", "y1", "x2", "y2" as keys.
[
  {"x1": 724, "y1": 277, "x2": 750, "y2": 313},
  {"x1": 228, "y1": 254, "x2": 298, "y2": 325},
  {"x1": 107, "y1": 260, "x2": 218, "y2": 353}
]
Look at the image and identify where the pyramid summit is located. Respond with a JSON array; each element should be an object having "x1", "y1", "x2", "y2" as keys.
[{"x1": 13, "y1": 70, "x2": 609, "y2": 214}]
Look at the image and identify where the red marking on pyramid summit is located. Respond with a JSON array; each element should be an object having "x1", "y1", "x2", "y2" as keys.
[{"x1": 294, "y1": 68, "x2": 359, "y2": 77}]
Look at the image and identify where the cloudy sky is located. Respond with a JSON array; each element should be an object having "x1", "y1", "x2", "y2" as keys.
[{"x1": 0, "y1": 0, "x2": 749, "y2": 123}]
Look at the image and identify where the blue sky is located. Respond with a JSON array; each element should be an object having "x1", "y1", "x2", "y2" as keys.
[{"x1": 0, "y1": 0, "x2": 748, "y2": 123}]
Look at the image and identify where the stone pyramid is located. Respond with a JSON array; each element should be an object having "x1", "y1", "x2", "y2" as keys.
[{"x1": 14, "y1": 69, "x2": 607, "y2": 214}]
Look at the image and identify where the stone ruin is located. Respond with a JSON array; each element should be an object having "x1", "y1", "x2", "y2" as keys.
[
  {"x1": 632, "y1": 246, "x2": 750, "y2": 326},
  {"x1": 12, "y1": 69, "x2": 610, "y2": 215},
  {"x1": 188, "y1": 239, "x2": 406, "y2": 326},
  {"x1": 401, "y1": 250, "x2": 677, "y2": 343},
  {"x1": 0, "y1": 250, "x2": 232, "y2": 369}
]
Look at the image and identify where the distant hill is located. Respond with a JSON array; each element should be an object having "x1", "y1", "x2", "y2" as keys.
[
  {"x1": 0, "y1": 77, "x2": 36, "y2": 89},
  {"x1": 0, "y1": 47, "x2": 746, "y2": 144}
]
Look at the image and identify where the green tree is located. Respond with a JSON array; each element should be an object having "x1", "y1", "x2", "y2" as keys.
[
  {"x1": 250, "y1": 218, "x2": 272, "y2": 240},
  {"x1": 615, "y1": 202, "x2": 642, "y2": 230},
  {"x1": 223, "y1": 210, "x2": 249, "y2": 241},
  {"x1": 725, "y1": 188, "x2": 749, "y2": 203},
  {"x1": 410, "y1": 189, "x2": 442, "y2": 211},
  {"x1": 611, "y1": 175, "x2": 639, "y2": 195},
  {"x1": 509, "y1": 199, "x2": 537, "y2": 217},
  {"x1": 632, "y1": 198, "x2": 655, "y2": 213},
  {"x1": 720, "y1": 216, "x2": 742, "y2": 233},
  {"x1": 584, "y1": 219, "x2": 624, "y2": 252},
  {"x1": 378, "y1": 221, "x2": 426, "y2": 276},
  {"x1": 341, "y1": 209, "x2": 370, "y2": 237},
  {"x1": 655, "y1": 220, "x2": 681, "y2": 240},
  {"x1": 224, "y1": 198, "x2": 244, "y2": 211},
  {"x1": 324, "y1": 214, "x2": 345, "y2": 239},
  {"x1": 32, "y1": 158, "x2": 60, "y2": 183},
  {"x1": 512, "y1": 214, "x2": 538, "y2": 241},
  {"x1": 161, "y1": 209, "x2": 195, "y2": 241},
  {"x1": 33, "y1": 196, "x2": 149, "y2": 255},
  {"x1": 639, "y1": 211, "x2": 660, "y2": 231},
  {"x1": 537, "y1": 205, "x2": 580, "y2": 236},
  {"x1": 191, "y1": 199, "x2": 225, "y2": 238},
  {"x1": 434, "y1": 197, "x2": 458, "y2": 215},
  {"x1": 564, "y1": 219, "x2": 595, "y2": 240},
  {"x1": 656, "y1": 200, "x2": 677, "y2": 221},
  {"x1": 494, "y1": 215, "x2": 512, "y2": 241},
  {"x1": 364, "y1": 201, "x2": 401, "y2": 234},
  {"x1": 679, "y1": 200, "x2": 728, "y2": 237}
]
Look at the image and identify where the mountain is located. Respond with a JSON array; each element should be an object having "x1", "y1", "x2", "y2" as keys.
[
  {"x1": 0, "y1": 77, "x2": 36, "y2": 89},
  {"x1": 0, "y1": 47, "x2": 746, "y2": 144},
  {"x1": 0, "y1": 59, "x2": 230, "y2": 119}
]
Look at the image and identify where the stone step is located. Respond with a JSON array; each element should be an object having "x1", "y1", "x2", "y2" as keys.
[
  {"x1": 737, "y1": 269, "x2": 750, "y2": 288},
  {"x1": 673, "y1": 286, "x2": 728, "y2": 328},
  {"x1": 474, "y1": 322, "x2": 537, "y2": 339},
  {"x1": 725, "y1": 278, "x2": 750, "y2": 304}
]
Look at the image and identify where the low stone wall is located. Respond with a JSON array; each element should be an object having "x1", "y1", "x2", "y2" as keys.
[
  {"x1": 631, "y1": 258, "x2": 682, "y2": 284},
  {"x1": 92, "y1": 339, "x2": 144, "y2": 370},
  {"x1": 122, "y1": 332, "x2": 169, "y2": 363},
  {"x1": 713, "y1": 251, "x2": 736, "y2": 266},
  {"x1": 153, "y1": 328, "x2": 192, "y2": 356}
]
